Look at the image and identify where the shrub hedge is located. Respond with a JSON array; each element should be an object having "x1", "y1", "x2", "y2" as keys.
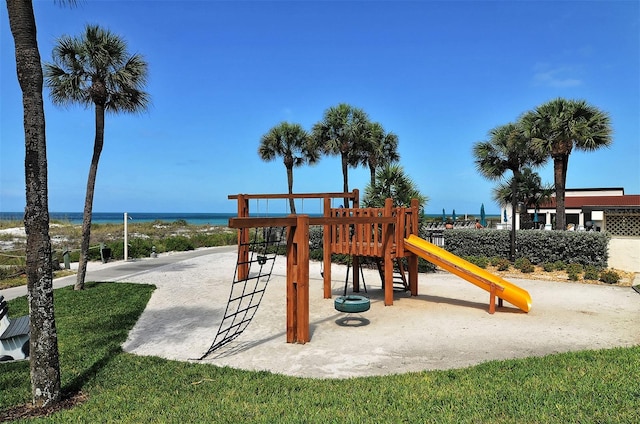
[
  {"x1": 441, "y1": 229, "x2": 609, "y2": 267},
  {"x1": 309, "y1": 225, "x2": 610, "y2": 269}
]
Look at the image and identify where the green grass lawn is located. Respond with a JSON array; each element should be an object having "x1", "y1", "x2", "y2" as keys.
[{"x1": 1, "y1": 283, "x2": 639, "y2": 423}]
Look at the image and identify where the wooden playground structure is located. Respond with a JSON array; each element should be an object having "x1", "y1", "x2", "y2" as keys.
[{"x1": 227, "y1": 190, "x2": 421, "y2": 345}]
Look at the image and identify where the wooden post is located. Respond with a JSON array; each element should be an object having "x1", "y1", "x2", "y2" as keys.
[
  {"x1": 323, "y1": 197, "x2": 332, "y2": 299},
  {"x1": 237, "y1": 194, "x2": 250, "y2": 281},
  {"x1": 352, "y1": 256, "x2": 360, "y2": 292},
  {"x1": 408, "y1": 198, "x2": 419, "y2": 296},
  {"x1": 383, "y1": 198, "x2": 394, "y2": 306},
  {"x1": 286, "y1": 215, "x2": 310, "y2": 343}
]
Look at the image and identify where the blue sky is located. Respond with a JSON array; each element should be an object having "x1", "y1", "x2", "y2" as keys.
[{"x1": 1, "y1": 0, "x2": 638, "y2": 215}]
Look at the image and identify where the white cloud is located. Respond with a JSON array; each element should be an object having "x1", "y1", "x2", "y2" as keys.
[{"x1": 532, "y1": 63, "x2": 582, "y2": 88}]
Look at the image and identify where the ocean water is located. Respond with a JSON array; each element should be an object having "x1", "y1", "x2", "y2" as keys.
[
  {"x1": 1, "y1": 211, "x2": 499, "y2": 226},
  {"x1": 0, "y1": 212, "x2": 238, "y2": 226}
]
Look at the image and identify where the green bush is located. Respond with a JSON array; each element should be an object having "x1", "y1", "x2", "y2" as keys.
[
  {"x1": 494, "y1": 258, "x2": 511, "y2": 271},
  {"x1": 584, "y1": 265, "x2": 601, "y2": 281},
  {"x1": 164, "y1": 236, "x2": 194, "y2": 252},
  {"x1": 566, "y1": 263, "x2": 584, "y2": 281},
  {"x1": 309, "y1": 225, "x2": 324, "y2": 250},
  {"x1": 542, "y1": 262, "x2": 555, "y2": 272},
  {"x1": 465, "y1": 256, "x2": 489, "y2": 269},
  {"x1": 190, "y1": 232, "x2": 237, "y2": 248},
  {"x1": 553, "y1": 260, "x2": 566, "y2": 271},
  {"x1": 599, "y1": 269, "x2": 620, "y2": 284},
  {"x1": 515, "y1": 257, "x2": 534, "y2": 273}
]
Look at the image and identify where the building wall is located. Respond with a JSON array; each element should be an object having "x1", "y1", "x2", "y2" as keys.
[{"x1": 608, "y1": 237, "x2": 640, "y2": 273}]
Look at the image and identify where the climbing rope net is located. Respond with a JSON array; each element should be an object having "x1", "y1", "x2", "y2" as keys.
[{"x1": 199, "y1": 226, "x2": 287, "y2": 359}]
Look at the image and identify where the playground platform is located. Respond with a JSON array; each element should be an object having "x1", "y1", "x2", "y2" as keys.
[{"x1": 120, "y1": 248, "x2": 640, "y2": 379}]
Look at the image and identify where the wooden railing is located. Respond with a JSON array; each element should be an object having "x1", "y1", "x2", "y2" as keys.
[{"x1": 323, "y1": 198, "x2": 420, "y2": 259}]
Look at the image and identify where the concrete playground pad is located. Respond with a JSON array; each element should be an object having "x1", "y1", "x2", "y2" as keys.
[{"x1": 121, "y1": 251, "x2": 639, "y2": 378}]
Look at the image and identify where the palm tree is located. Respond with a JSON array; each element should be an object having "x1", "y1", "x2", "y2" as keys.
[
  {"x1": 363, "y1": 163, "x2": 428, "y2": 210},
  {"x1": 45, "y1": 24, "x2": 150, "y2": 290},
  {"x1": 358, "y1": 121, "x2": 400, "y2": 186},
  {"x1": 312, "y1": 103, "x2": 370, "y2": 207},
  {"x1": 492, "y1": 167, "x2": 554, "y2": 227},
  {"x1": 522, "y1": 98, "x2": 613, "y2": 230},
  {"x1": 473, "y1": 122, "x2": 547, "y2": 260},
  {"x1": 4, "y1": 0, "x2": 73, "y2": 408},
  {"x1": 258, "y1": 122, "x2": 318, "y2": 213}
]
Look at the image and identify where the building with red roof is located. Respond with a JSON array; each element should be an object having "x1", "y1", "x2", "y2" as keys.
[{"x1": 503, "y1": 187, "x2": 640, "y2": 236}]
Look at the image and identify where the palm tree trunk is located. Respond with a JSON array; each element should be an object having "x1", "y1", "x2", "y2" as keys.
[
  {"x1": 6, "y1": 0, "x2": 61, "y2": 408},
  {"x1": 341, "y1": 154, "x2": 350, "y2": 208},
  {"x1": 76, "y1": 103, "x2": 105, "y2": 289},
  {"x1": 553, "y1": 155, "x2": 568, "y2": 230},
  {"x1": 369, "y1": 164, "x2": 376, "y2": 187},
  {"x1": 286, "y1": 165, "x2": 296, "y2": 214}
]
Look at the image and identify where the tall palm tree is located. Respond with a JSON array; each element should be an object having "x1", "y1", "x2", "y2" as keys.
[
  {"x1": 363, "y1": 163, "x2": 428, "y2": 210},
  {"x1": 522, "y1": 98, "x2": 613, "y2": 230},
  {"x1": 5, "y1": 0, "x2": 68, "y2": 408},
  {"x1": 312, "y1": 103, "x2": 370, "y2": 207},
  {"x1": 473, "y1": 122, "x2": 548, "y2": 260},
  {"x1": 358, "y1": 121, "x2": 400, "y2": 186},
  {"x1": 45, "y1": 24, "x2": 150, "y2": 290},
  {"x1": 258, "y1": 122, "x2": 318, "y2": 213}
]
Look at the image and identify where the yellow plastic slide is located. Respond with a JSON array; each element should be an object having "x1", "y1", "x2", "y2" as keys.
[{"x1": 404, "y1": 235, "x2": 532, "y2": 312}]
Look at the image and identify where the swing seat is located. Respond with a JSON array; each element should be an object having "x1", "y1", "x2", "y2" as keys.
[{"x1": 334, "y1": 295, "x2": 370, "y2": 313}]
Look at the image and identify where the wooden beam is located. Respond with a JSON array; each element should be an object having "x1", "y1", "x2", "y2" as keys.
[
  {"x1": 286, "y1": 215, "x2": 310, "y2": 343},
  {"x1": 228, "y1": 191, "x2": 359, "y2": 200},
  {"x1": 229, "y1": 215, "x2": 395, "y2": 229}
]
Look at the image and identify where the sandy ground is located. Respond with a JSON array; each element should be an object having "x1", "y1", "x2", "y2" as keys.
[{"x1": 120, "y1": 249, "x2": 639, "y2": 379}]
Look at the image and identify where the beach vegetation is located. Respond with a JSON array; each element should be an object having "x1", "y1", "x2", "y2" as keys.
[
  {"x1": 45, "y1": 24, "x2": 150, "y2": 290},
  {"x1": 258, "y1": 122, "x2": 319, "y2": 214},
  {"x1": 1, "y1": 284, "x2": 639, "y2": 422},
  {"x1": 521, "y1": 98, "x2": 613, "y2": 231}
]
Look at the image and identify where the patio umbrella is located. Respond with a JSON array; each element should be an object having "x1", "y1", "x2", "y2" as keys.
[
  {"x1": 503, "y1": 209, "x2": 508, "y2": 223},
  {"x1": 442, "y1": 208, "x2": 446, "y2": 222},
  {"x1": 533, "y1": 208, "x2": 539, "y2": 223},
  {"x1": 480, "y1": 203, "x2": 487, "y2": 227},
  {"x1": 452, "y1": 209, "x2": 456, "y2": 222}
]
